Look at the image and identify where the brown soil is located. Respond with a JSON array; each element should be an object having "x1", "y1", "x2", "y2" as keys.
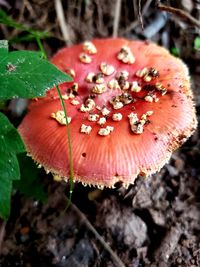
[{"x1": 0, "y1": 1, "x2": 199, "y2": 266}]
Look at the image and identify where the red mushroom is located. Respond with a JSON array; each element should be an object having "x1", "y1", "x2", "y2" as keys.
[{"x1": 19, "y1": 38, "x2": 197, "y2": 188}]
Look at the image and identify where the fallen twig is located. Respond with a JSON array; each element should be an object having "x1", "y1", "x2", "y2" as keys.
[
  {"x1": 0, "y1": 219, "x2": 6, "y2": 254},
  {"x1": 10, "y1": 0, "x2": 25, "y2": 39},
  {"x1": 154, "y1": 224, "x2": 182, "y2": 263},
  {"x1": 54, "y1": 0, "x2": 71, "y2": 45},
  {"x1": 70, "y1": 201, "x2": 126, "y2": 267},
  {"x1": 112, "y1": 0, "x2": 122, "y2": 37},
  {"x1": 156, "y1": 0, "x2": 200, "y2": 28},
  {"x1": 122, "y1": 0, "x2": 153, "y2": 35},
  {"x1": 138, "y1": 0, "x2": 144, "y2": 31}
]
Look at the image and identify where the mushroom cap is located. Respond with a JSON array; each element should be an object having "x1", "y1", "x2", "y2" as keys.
[{"x1": 19, "y1": 38, "x2": 197, "y2": 188}]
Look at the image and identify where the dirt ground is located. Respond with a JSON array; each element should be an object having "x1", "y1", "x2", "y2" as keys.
[{"x1": 0, "y1": 1, "x2": 200, "y2": 266}]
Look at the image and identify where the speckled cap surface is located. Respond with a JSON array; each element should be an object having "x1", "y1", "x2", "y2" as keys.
[{"x1": 19, "y1": 38, "x2": 197, "y2": 188}]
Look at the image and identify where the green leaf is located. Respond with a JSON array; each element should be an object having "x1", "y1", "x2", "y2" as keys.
[
  {"x1": 0, "y1": 49, "x2": 72, "y2": 100},
  {"x1": 0, "y1": 112, "x2": 25, "y2": 153},
  {"x1": 0, "y1": 152, "x2": 20, "y2": 219},
  {"x1": 0, "y1": 178, "x2": 12, "y2": 219},
  {"x1": 0, "y1": 100, "x2": 7, "y2": 109},
  {"x1": 0, "y1": 112, "x2": 24, "y2": 219},
  {"x1": 0, "y1": 40, "x2": 8, "y2": 57},
  {"x1": 14, "y1": 153, "x2": 47, "y2": 202},
  {"x1": 0, "y1": 152, "x2": 20, "y2": 181},
  {"x1": 171, "y1": 47, "x2": 180, "y2": 57},
  {"x1": 194, "y1": 36, "x2": 200, "y2": 50}
]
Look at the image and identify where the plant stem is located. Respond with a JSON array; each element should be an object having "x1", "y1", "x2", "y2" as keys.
[
  {"x1": 56, "y1": 85, "x2": 74, "y2": 209},
  {"x1": 35, "y1": 37, "x2": 74, "y2": 209},
  {"x1": 34, "y1": 34, "x2": 47, "y2": 59}
]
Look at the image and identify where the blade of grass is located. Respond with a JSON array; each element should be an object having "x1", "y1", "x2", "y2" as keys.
[
  {"x1": 34, "y1": 34, "x2": 47, "y2": 59},
  {"x1": 35, "y1": 37, "x2": 74, "y2": 209},
  {"x1": 55, "y1": 85, "x2": 74, "y2": 210},
  {"x1": 0, "y1": 9, "x2": 26, "y2": 30},
  {"x1": 0, "y1": 9, "x2": 50, "y2": 44}
]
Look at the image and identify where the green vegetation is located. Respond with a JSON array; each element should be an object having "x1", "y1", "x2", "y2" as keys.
[
  {"x1": 0, "y1": 40, "x2": 71, "y2": 219},
  {"x1": 194, "y1": 36, "x2": 200, "y2": 50}
]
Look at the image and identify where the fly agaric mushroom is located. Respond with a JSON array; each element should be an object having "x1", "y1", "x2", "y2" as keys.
[{"x1": 19, "y1": 38, "x2": 197, "y2": 188}]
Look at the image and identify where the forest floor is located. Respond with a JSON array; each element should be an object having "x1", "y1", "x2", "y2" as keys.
[{"x1": 0, "y1": 1, "x2": 199, "y2": 266}]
